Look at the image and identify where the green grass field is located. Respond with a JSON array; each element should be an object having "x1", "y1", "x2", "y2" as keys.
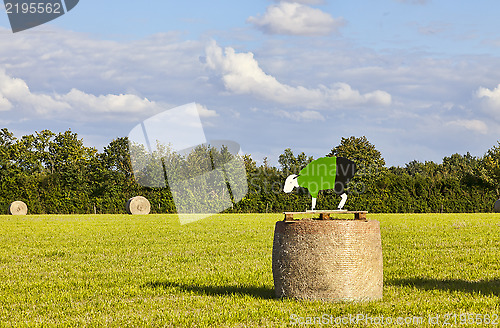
[{"x1": 0, "y1": 213, "x2": 499, "y2": 327}]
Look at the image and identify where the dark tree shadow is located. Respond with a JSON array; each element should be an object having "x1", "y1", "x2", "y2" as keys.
[
  {"x1": 143, "y1": 281, "x2": 276, "y2": 299},
  {"x1": 387, "y1": 278, "x2": 500, "y2": 296}
]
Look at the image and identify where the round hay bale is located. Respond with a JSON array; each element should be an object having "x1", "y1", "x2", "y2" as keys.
[
  {"x1": 272, "y1": 220, "x2": 383, "y2": 302},
  {"x1": 126, "y1": 196, "x2": 151, "y2": 215},
  {"x1": 494, "y1": 199, "x2": 500, "y2": 213},
  {"x1": 9, "y1": 201, "x2": 28, "y2": 216}
]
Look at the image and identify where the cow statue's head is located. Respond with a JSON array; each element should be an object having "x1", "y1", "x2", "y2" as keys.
[{"x1": 283, "y1": 174, "x2": 299, "y2": 193}]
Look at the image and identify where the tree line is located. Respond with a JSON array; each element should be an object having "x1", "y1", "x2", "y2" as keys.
[{"x1": 1, "y1": 128, "x2": 499, "y2": 214}]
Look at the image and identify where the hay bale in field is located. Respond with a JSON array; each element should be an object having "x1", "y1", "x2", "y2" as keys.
[
  {"x1": 126, "y1": 196, "x2": 151, "y2": 215},
  {"x1": 494, "y1": 199, "x2": 500, "y2": 213},
  {"x1": 9, "y1": 201, "x2": 28, "y2": 215}
]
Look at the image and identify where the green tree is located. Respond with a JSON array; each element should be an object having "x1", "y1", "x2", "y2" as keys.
[
  {"x1": 101, "y1": 137, "x2": 133, "y2": 178},
  {"x1": 328, "y1": 136, "x2": 386, "y2": 206},
  {"x1": 328, "y1": 136, "x2": 385, "y2": 171},
  {"x1": 278, "y1": 148, "x2": 313, "y2": 175},
  {"x1": 41, "y1": 130, "x2": 98, "y2": 213},
  {"x1": 442, "y1": 153, "x2": 477, "y2": 179},
  {"x1": 0, "y1": 128, "x2": 16, "y2": 171},
  {"x1": 479, "y1": 142, "x2": 500, "y2": 197}
]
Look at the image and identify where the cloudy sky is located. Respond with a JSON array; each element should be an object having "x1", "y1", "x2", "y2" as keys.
[{"x1": 1, "y1": 0, "x2": 500, "y2": 167}]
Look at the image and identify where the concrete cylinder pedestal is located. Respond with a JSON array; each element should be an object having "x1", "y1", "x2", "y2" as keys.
[{"x1": 272, "y1": 219, "x2": 383, "y2": 302}]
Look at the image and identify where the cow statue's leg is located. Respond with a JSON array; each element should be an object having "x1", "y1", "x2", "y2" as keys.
[
  {"x1": 311, "y1": 197, "x2": 317, "y2": 211},
  {"x1": 338, "y1": 193, "x2": 347, "y2": 210}
]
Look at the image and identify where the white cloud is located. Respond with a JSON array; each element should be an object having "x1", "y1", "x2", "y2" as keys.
[
  {"x1": 276, "y1": 0, "x2": 325, "y2": 3},
  {"x1": 0, "y1": 95, "x2": 12, "y2": 111},
  {"x1": 0, "y1": 68, "x2": 165, "y2": 121},
  {"x1": 204, "y1": 41, "x2": 391, "y2": 109},
  {"x1": 1, "y1": 26, "x2": 498, "y2": 167},
  {"x1": 0, "y1": 70, "x2": 29, "y2": 99},
  {"x1": 476, "y1": 84, "x2": 500, "y2": 114},
  {"x1": 0, "y1": 29, "x2": 206, "y2": 101},
  {"x1": 276, "y1": 109, "x2": 325, "y2": 121},
  {"x1": 247, "y1": 2, "x2": 345, "y2": 36},
  {"x1": 196, "y1": 103, "x2": 219, "y2": 117},
  {"x1": 58, "y1": 88, "x2": 159, "y2": 114},
  {"x1": 446, "y1": 119, "x2": 488, "y2": 134},
  {"x1": 0, "y1": 68, "x2": 70, "y2": 114}
]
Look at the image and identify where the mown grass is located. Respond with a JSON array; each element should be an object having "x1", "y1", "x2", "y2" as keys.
[{"x1": 0, "y1": 213, "x2": 499, "y2": 327}]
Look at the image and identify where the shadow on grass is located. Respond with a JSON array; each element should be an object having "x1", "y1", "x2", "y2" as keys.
[
  {"x1": 143, "y1": 281, "x2": 276, "y2": 299},
  {"x1": 387, "y1": 278, "x2": 500, "y2": 296}
]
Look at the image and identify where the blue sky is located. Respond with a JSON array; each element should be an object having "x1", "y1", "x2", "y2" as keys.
[{"x1": 2, "y1": 0, "x2": 500, "y2": 167}]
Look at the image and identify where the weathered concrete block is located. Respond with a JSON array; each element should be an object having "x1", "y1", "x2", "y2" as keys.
[{"x1": 272, "y1": 219, "x2": 383, "y2": 302}]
